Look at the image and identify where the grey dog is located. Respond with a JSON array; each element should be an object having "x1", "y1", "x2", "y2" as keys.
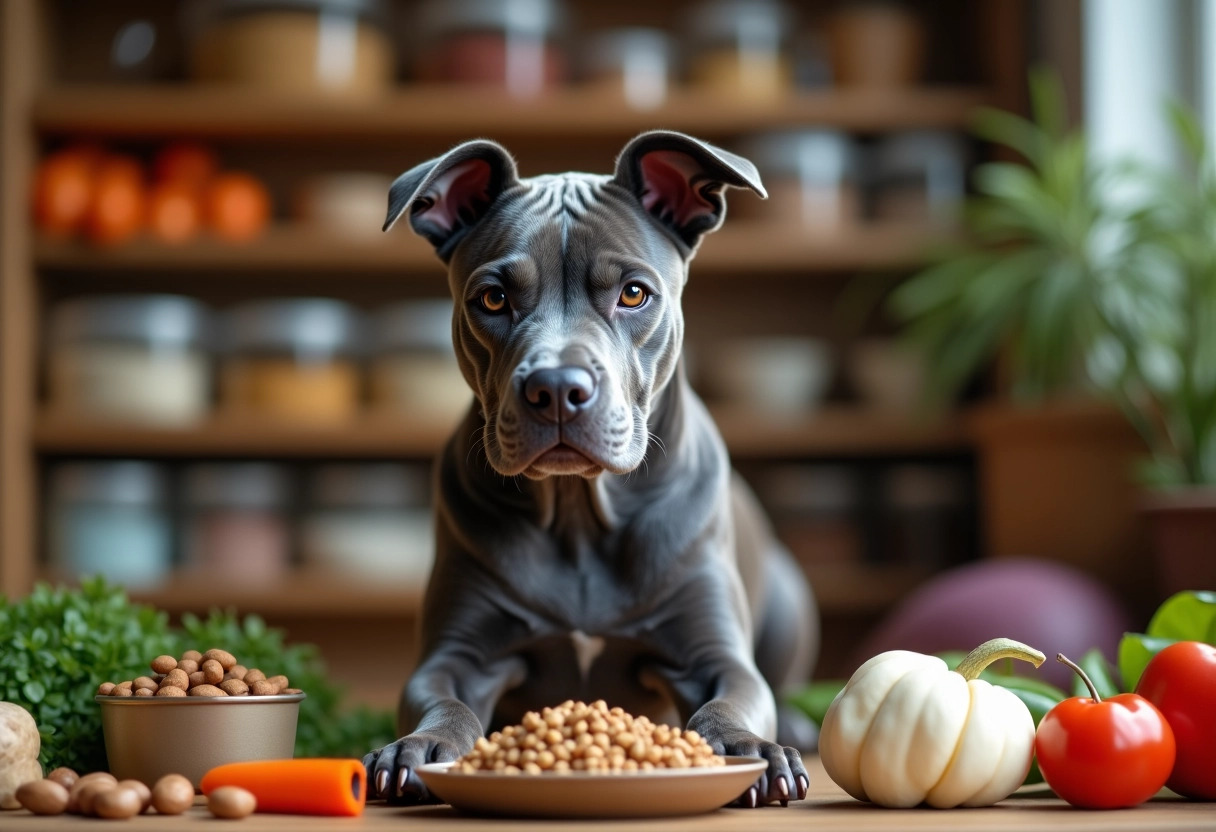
[{"x1": 362, "y1": 130, "x2": 819, "y2": 808}]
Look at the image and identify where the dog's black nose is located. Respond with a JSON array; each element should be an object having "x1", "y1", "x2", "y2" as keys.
[{"x1": 523, "y1": 366, "x2": 597, "y2": 423}]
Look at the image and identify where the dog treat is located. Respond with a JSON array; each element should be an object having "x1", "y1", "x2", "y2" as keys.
[
  {"x1": 93, "y1": 785, "x2": 143, "y2": 819},
  {"x1": 151, "y1": 773, "x2": 195, "y2": 815},
  {"x1": 16, "y1": 778, "x2": 70, "y2": 815},
  {"x1": 208, "y1": 785, "x2": 257, "y2": 819},
  {"x1": 98, "y1": 649, "x2": 293, "y2": 698},
  {"x1": 452, "y1": 700, "x2": 724, "y2": 775},
  {"x1": 117, "y1": 778, "x2": 152, "y2": 813},
  {"x1": 45, "y1": 767, "x2": 78, "y2": 790}
]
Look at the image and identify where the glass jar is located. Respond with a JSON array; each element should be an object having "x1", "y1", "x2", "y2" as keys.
[
  {"x1": 182, "y1": 463, "x2": 291, "y2": 583},
  {"x1": 184, "y1": 0, "x2": 395, "y2": 95},
  {"x1": 734, "y1": 130, "x2": 859, "y2": 227},
  {"x1": 414, "y1": 0, "x2": 567, "y2": 97},
  {"x1": 369, "y1": 300, "x2": 469, "y2": 423},
  {"x1": 872, "y1": 130, "x2": 967, "y2": 225},
  {"x1": 48, "y1": 461, "x2": 172, "y2": 588},
  {"x1": 300, "y1": 464, "x2": 433, "y2": 584},
  {"x1": 47, "y1": 294, "x2": 210, "y2": 425},
  {"x1": 219, "y1": 298, "x2": 362, "y2": 424},
  {"x1": 828, "y1": 0, "x2": 925, "y2": 88},
  {"x1": 581, "y1": 28, "x2": 673, "y2": 111},
  {"x1": 685, "y1": 0, "x2": 794, "y2": 98}
]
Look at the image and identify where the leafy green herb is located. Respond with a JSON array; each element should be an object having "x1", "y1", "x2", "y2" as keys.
[
  {"x1": 0, "y1": 579, "x2": 395, "y2": 772},
  {"x1": 1118, "y1": 591, "x2": 1216, "y2": 688}
]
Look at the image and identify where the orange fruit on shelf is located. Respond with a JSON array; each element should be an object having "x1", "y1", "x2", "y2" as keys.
[
  {"x1": 148, "y1": 179, "x2": 204, "y2": 243},
  {"x1": 206, "y1": 172, "x2": 271, "y2": 241},
  {"x1": 85, "y1": 155, "x2": 146, "y2": 246},
  {"x1": 31, "y1": 146, "x2": 102, "y2": 236},
  {"x1": 154, "y1": 142, "x2": 219, "y2": 190}
]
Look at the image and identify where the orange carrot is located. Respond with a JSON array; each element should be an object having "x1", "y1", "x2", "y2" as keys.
[{"x1": 200, "y1": 759, "x2": 366, "y2": 816}]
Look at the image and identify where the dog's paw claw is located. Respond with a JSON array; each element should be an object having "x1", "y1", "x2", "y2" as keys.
[{"x1": 797, "y1": 774, "x2": 809, "y2": 800}]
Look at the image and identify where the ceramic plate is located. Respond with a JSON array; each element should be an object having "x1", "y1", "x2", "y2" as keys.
[{"x1": 415, "y1": 756, "x2": 769, "y2": 819}]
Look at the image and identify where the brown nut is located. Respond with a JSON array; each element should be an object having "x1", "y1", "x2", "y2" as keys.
[
  {"x1": 113, "y1": 680, "x2": 134, "y2": 696},
  {"x1": 46, "y1": 767, "x2": 79, "y2": 789},
  {"x1": 74, "y1": 779, "x2": 116, "y2": 816},
  {"x1": 201, "y1": 659, "x2": 224, "y2": 685},
  {"x1": 283, "y1": 688, "x2": 303, "y2": 695},
  {"x1": 220, "y1": 679, "x2": 249, "y2": 696},
  {"x1": 266, "y1": 675, "x2": 289, "y2": 692},
  {"x1": 176, "y1": 658, "x2": 199, "y2": 675},
  {"x1": 96, "y1": 682, "x2": 116, "y2": 696},
  {"x1": 203, "y1": 648, "x2": 237, "y2": 670},
  {"x1": 150, "y1": 774, "x2": 194, "y2": 815},
  {"x1": 117, "y1": 779, "x2": 152, "y2": 813},
  {"x1": 207, "y1": 785, "x2": 257, "y2": 819},
  {"x1": 188, "y1": 671, "x2": 207, "y2": 688},
  {"x1": 161, "y1": 668, "x2": 189, "y2": 690},
  {"x1": 250, "y1": 680, "x2": 278, "y2": 696},
  {"x1": 155, "y1": 685, "x2": 187, "y2": 697},
  {"x1": 134, "y1": 687, "x2": 154, "y2": 697},
  {"x1": 132, "y1": 675, "x2": 158, "y2": 691},
  {"x1": 181, "y1": 649, "x2": 203, "y2": 663},
  {"x1": 16, "y1": 779, "x2": 69, "y2": 815},
  {"x1": 242, "y1": 668, "x2": 266, "y2": 684},
  {"x1": 94, "y1": 786, "x2": 142, "y2": 819},
  {"x1": 188, "y1": 684, "x2": 228, "y2": 697},
  {"x1": 226, "y1": 664, "x2": 248, "y2": 681},
  {"x1": 150, "y1": 655, "x2": 178, "y2": 674}
]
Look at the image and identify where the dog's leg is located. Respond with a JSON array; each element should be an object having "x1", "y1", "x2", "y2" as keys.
[
  {"x1": 652, "y1": 586, "x2": 811, "y2": 808},
  {"x1": 363, "y1": 648, "x2": 526, "y2": 804},
  {"x1": 753, "y1": 547, "x2": 821, "y2": 751}
]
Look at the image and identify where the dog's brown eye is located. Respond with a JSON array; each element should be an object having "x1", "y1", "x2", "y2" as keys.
[
  {"x1": 480, "y1": 288, "x2": 508, "y2": 314},
  {"x1": 618, "y1": 283, "x2": 648, "y2": 309}
]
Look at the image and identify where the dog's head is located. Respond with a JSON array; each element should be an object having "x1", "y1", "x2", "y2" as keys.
[{"x1": 385, "y1": 131, "x2": 764, "y2": 480}]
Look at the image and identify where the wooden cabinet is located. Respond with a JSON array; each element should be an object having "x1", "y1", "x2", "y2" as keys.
[{"x1": 1, "y1": 0, "x2": 1028, "y2": 706}]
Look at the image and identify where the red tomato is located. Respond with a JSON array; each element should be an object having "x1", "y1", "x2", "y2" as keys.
[
  {"x1": 153, "y1": 142, "x2": 219, "y2": 190},
  {"x1": 147, "y1": 180, "x2": 203, "y2": 243},
  {"x1": 1036, "y1": 656, "x2": 1176, "y2": 809},
  {"x1": 32, "y1": 147, "x2": 100, "y2": 236},
  {"x1": 1136, "y1": 641, "x2": 1216, "y2": 799},
  {"x1": 85, "y1": 156, "x2": 146, "y2": 246},
  {"x1": 205, "y1": 172, "x2": 271, "y2": 241}
]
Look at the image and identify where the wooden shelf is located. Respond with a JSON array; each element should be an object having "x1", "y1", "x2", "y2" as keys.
[
  {"x1": 40, "y1": 563, "x2": 923, "y2": 618},
  {"x1": 34, "y1": 84, "x2": 991, "y2": 140},
  {"x1": 35, "y1": 222, "x2": 953, "y2": 276},
  {"x1": 32, "y1": 407, "x2": 967, "y2": 459}
]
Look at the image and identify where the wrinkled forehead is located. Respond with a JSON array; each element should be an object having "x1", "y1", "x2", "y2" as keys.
[{"x1": 448, "y1": 173, "x2": 685, "y2": 291}]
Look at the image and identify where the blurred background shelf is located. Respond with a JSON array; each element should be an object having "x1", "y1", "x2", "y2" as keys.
[
  {"x1": 34, "y1": 85, "x2": 993, "y2": 140},
  {"x1": 32, "y1": 407, "x2": 967, "y2": 459},
  {"x1": 36, "y1": 222, "x2": 955, "y2": 276},
  {"x1": 36, "y1": 561, "x2": 924, "y2": 619}
]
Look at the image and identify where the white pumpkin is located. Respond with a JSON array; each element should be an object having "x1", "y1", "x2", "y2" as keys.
[{"x1": 819, "y1": 638, "x2": 1043, "y2": 808}]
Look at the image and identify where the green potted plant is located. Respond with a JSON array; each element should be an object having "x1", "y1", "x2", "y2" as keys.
[{"x1": 891, "y1": 72, "x2": 1215, "y2": 603}]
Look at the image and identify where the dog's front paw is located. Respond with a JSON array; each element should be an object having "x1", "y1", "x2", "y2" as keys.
[
  {"x1": 717, "y1": 731, "x2": 808, "y2": 808},
  {"x1": 362, "y1": 733, "x2": 465, "y2": 805}
]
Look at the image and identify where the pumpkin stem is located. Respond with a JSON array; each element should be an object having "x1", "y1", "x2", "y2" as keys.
[{"x1": 954, "y1": 638, "x2": 1046, "y2": 681}]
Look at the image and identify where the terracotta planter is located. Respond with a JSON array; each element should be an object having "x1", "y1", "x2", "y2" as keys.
[
  {"x1": 1142, "y1": 489, "x2": 1216, "y2": 596},
  {"x1": 968, "y1": 400, "x2": 1153, "y2": 613}
]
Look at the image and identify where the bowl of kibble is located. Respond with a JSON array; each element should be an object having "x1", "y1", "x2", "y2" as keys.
[
  {"x1": 414, "y1": 700, "x2": 769, "y2": 819},
  {"x1": 96, "y1": 648, "x2": 305, "y2": 788}
]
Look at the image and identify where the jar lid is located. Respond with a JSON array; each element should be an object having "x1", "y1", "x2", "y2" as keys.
[
  {"x1": 583, "y1": 27, "x2": 674, "y2": 74},
  {"x1": 221, "y1": 298, "x2": 362, "y2": 358},
  {"x1": 184, "y1": 0, "x2": 388, "y2": 30},
  {"x1": 184, "y1": 463, "x2": 290, "y2": 509},
  {"x1": 685, "y1": 0, "x2": 794, "y2": 49},
  {"x1": 307, "y1": 463, "x2": 429, "y2": 509},
  {"x1": 417, "y1": 0, "x2": 567, "y2": 39},
  {"x1": 49, "y1": 295, "x2": 210, "y2": 349},
  {"x1": 371, "y1": 299, "x2": 455, "y2": 354},
  {"x1": 736, "y1": 130, "x2": 856, "y2": 182},
  {"x1": 50, "y1": 461, "x2": 169, "y2": 507}
]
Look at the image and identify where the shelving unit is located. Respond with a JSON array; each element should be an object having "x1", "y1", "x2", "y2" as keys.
[{"x1": 1, "y1": 0, "x2": 1031, "y2": 701}]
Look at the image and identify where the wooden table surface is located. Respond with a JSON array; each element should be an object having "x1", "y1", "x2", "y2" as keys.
[{"x1": 6, "y1": 756, "x2": 1214, "y2": 831}]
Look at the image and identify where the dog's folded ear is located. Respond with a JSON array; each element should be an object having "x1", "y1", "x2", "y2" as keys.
[
  {"x1": 384, "y1": 140, "x2": 519, "y2": 260},
  {"x1": 612, "y1": 130, "x2": 766, "y2": 252}
]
